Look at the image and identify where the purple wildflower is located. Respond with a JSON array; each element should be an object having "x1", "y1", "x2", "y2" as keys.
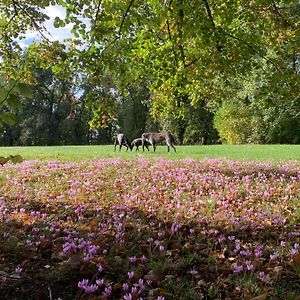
[
  {"x1": 128, "y1": 271, "x2": 135, "y2": 279},
  {"x1": 270, "y1": 252, "x2": 279, "y2": 260},
  {"x1": 240, "y1": 250, "x2": 252, "y2": 257},
  {"x1": 140, "y1": 255, "x2": 147, "y2": 263},
  {"x1": 78, "y1": 279, "x2": 98, "y2": 294},
  {"x1": 96, "y1": 279, "x2": 104, "y2": 286},
  {"x1": 188, "y1": 267, "x2": 198, "y2": 276},
  {"x1": 129, "y1": 256, "x2": 137, "y2": 263},
  {"x1": 280, "y1": 241, "x2": 286, "y2": 247},
  {"x1": 124, "y1": 294, "x2": 132, "y2": 300},
  {"x1": 233, "y1": 264, "x2": 243, "y2": 273},
  {"x1": 245, "y1": 260, "x2": 254, "y2": 271},
  {"x1": 103, "y1": 285, "x2": 112, "y2": 297},
  {"x1": 258, "y1": 271, "x2": 265, "y2": 279},
  {"x1": 85, "y1": 284, "x2": 98, "y2": 294},
  {"x1": 97, "y1": 264, "x2": 103, "y2": 272}
]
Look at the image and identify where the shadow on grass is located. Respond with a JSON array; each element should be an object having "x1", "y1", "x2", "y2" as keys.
[{"x1": 1, "y1": 198, "x2": 300, "y2": 300}]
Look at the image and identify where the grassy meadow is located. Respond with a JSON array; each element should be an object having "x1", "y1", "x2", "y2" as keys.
[
  {"x1": 1, "y1": 145, "x2": 300, "y2": 299},
  {"x1": 0, "y1": 144, "x2": 300, "y2": 162}
]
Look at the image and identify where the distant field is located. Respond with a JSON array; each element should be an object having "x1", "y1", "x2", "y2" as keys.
[{"x1": 0, "y1": 144, "x2": 300, "y2": 162}]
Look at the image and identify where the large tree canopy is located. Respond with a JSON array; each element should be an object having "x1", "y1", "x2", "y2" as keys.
[{"x1": 0, "y1": 0, "x2": 299, "y2": 143}]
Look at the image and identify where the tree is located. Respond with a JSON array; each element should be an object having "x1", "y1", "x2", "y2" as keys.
[
  {"x1": 1, "y1": 1, "x2": 299, "y2": 143},
  {"x1": 116, "y1": 82, "x2": 150, "y2": 141},
  {"x1": 213, "y1": 58, "x2": 300, "y2": 144},
  {"x1": 0, "y1": 65, "x2": 91, "y2": 146},
  {"x1": 0, "y1": 1, "x2": 52, "y2": 126}
]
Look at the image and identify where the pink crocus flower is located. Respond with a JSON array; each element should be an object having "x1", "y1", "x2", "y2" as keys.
[{"x1": 233, "y1": 264, "x2": 243, "y2": 273}]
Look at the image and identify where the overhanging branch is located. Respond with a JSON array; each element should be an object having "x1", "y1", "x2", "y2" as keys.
[
  {"x1": 12, "y1": 0, "x2": 50, "y2": 42},
  {"x1": 0, "y1": 79, "x2": 20, "y2": 108},
  {"x1": 94, "y1": 0, "x2": 103, "y2": 24},
  {"x1": 98, "y1": 0, "x2": 135, "y2": 56},
  {"x1": 271, "y1": 0, "x2": 294, "y2": 28},
  {"x1": 223, "y1": 31, "x2": 280, "y2": 71},
  {"x1": 202, "y1": 0, "x2": 216, "y2": 28}
]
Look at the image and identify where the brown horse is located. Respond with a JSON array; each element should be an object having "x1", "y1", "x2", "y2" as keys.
[{"x1": 141, "y1": 132, "x2": 176, "y2": 152}]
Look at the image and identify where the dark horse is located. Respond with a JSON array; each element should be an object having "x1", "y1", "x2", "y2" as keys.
[
  {"x1": 131, "y1": 138, "x2": 150, "y2": 151},
  {"x1": 114, "y1": 133, "x2": 132, "y2": 151},
  {"x1": 141, "y1": 132, "x2": 176, "y2": 152}
]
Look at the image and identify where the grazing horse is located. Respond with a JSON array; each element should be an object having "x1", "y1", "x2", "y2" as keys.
[
  {"x1": 114, "y1": 133, "x2": 132, "y2": 151},
  {"x1": 141, "y1": 132, "x2": 176, "y2": 152},
  {"x1": 131, "y1": 138, "x2": 150, "y2": 151}
]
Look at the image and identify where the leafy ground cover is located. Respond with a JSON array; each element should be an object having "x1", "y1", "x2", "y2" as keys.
[{"x1": 1, "y1": 158, "x2": 300, "y2": 299}]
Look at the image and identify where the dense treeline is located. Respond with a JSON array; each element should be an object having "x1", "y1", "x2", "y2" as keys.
[
  {"x1": 0, "y1": 68, "x2": 218, "y2": 146},
  {"x1": 0, "y1": 1, "x2": 299, "y2": 145}
]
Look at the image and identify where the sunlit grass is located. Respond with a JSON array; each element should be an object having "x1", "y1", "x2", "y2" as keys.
[{"x1": 0, "y1": 144, "x2": 300, "y2": 162}]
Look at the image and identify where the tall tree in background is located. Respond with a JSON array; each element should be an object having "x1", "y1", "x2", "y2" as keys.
[
  {"x1": 0, "y1": 66, "x2": 91, "y2": 146},
  {"x1": 116, "y1": 81, "x2": 150, "y2": 141},
  {"x1": 53, "y1": 0, "x2": 300, "y2": 143},
  {"x1": 1, "y1": 0, "x2": 299, "y2": 144}
]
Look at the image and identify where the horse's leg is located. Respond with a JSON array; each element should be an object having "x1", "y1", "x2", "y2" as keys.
[
  {"x1": 166, "y1": 138, "x2": 176, "y2": 152},
  {"x1": 119, "y1": 144, "x2": 122, "y2": 151},
  {"x1": 114, "y1": 140, "x2": 117, "y2": 151},
  {"x1": 143, "y1": 141, "x2": 149, "y2": 151}
]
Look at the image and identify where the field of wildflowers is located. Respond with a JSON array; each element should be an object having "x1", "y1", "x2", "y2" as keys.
[{"x1": 0, "y1": 158, "x2": 300, "y2": 299}]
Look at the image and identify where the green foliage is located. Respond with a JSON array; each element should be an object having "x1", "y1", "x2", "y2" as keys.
[
  {"x1": 116, "y1": 82, "x2": 150, "y2": 140},
  {"x1": 0, "y1": 67, "x2": 91, "y2": 146},
  {"x1": 214, "y1": 100, "x2": 252, "y2": 144},
  {"x1": 0, "y1": 76, "x2": 33, "y2": 127},
  {"x1": 213, "y1": 63, "x2": 300, "y2": 144},
  {"x1": 0, "y1": 0, "x2": 299, "y2": 143},
  {"x1": 56, "y1": 0, "x2": 299, "y2": 143}
]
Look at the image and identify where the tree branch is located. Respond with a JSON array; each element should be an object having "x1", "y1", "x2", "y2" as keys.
[
  {"x1": 202, "y1": 0, "x2": 223, "y2": 52},
  {"x1": 3, "y1": 12, "x2": 18, "y2": 30},
  {"x1": 118, "y1": 0, "x2": 135, "y2": 36},
  {"x1": 202, "y1": 0, "x2": 281, "y2": 70},
  {"x1": 184, "y1": 58, "x2": 199, "y2": 68},
  {"x1": 166, "y1": 19, "x2": 172, "y2": 41},
  {"x1": 271, "y1": 0, "x2": 293, "y2": 28},
  {"x1": 0, "y1": 2, "x2": 19, "y2": 41},
  {"x1": 98, "y1": 0, "x2": 135, "y2": 56},
  {"x1": 202, "y1": 0, "x2": 216, "y2": 28},
  {"x1": 94, "y1": 0, "x2": 102, "y2": 24},
  {"x1": 12, "y1": 1, "x2": 50, "y2": 42},
  {"x1": 0, "y1": 79, "x2": 20, "y2": 108},
  {"x1": 223, "y1": 31, "x2": 280, "y2": 71},
  {"x1": 176, "y1": 0, "x2": 186, "y2": 66}
]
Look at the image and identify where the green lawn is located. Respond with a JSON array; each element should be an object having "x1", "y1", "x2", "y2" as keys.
[{"x1": 0, "y1": 144, "x2": 300, "y2": 162}]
